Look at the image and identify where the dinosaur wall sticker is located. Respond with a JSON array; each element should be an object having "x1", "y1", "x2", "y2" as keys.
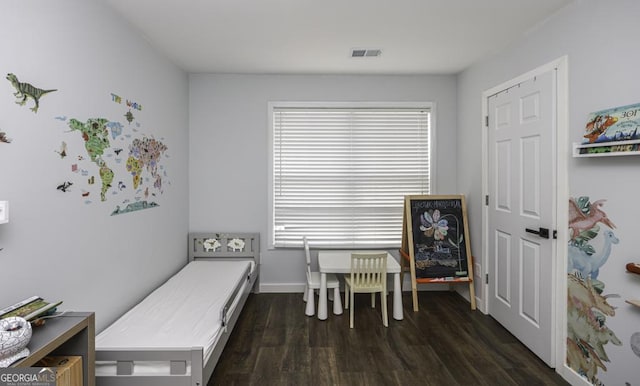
[
  {"x1": 568, "y1": 228, "x2": 619, "y2": 282},
  {"x1": 6, "y1": 73, "x2": 57, "y2": 113},
  {"x1": 567, "y1": 196, "x2": 622, "y2": 385},
  {"x1": 0, "y1": 132, "x2": 11, "y2": 144},
  {"x1": 569, "y1": 198, "x2": 615, "y2": 241}
]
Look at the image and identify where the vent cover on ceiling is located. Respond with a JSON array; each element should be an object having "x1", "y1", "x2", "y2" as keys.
[{"x1": 351, "y1": 49, "x2": 382, "y2": 58}]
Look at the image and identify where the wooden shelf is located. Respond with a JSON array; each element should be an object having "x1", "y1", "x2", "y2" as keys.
[
  {"x1": 573, "y1": 139, "x2": 640, "y2": 157},
  {"x1": 626, "y1": 299, "x2": 640, "y2": 308},
  {"x1": 12, "y1": 312, "x2": 95, "y2": 386},
  {"x1": 627, "y1": 263, "x2": 640, "y2": 276},
  {"x1": 625, "y1": 264, "x2": 640, "y2": 308}
]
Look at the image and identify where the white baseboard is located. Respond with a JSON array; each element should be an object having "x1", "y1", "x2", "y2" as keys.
[
  {"x1": 259, "y1": 280, "x2": 463, "y2": 294},
  {"x1": 260, "y1": 283, "x2": 306, "y2": 293},
  {"x1": 475, "y1": 295, "x2": 487, "y2": 314},
  {"x1": 557, "y1": 364, "x2": 591, "y2": 386}
]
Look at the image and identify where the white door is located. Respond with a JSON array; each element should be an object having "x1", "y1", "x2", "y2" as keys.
[{"x1": 487, "y1": 68, "x2": 556, "y2": 366}]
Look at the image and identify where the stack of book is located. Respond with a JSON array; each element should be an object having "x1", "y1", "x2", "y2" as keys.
[{"x1": 0, "y1": 296, "x2": 63, "y2": 321}]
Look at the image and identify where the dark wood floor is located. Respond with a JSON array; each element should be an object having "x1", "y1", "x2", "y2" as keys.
[{"x1": 209, "y1": 292, "x2": 569, "y2": 386}]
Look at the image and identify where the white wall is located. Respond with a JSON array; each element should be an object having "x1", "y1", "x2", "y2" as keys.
[
  {"x1": 458, "y1": 0, "x2": 640, "y2": 384},
  {"x1": 189, "y1": 74, "x2": 457, "y2": 290},
  {"x1": 0, "y1": 1, "x2": 189, "y2": 331}
]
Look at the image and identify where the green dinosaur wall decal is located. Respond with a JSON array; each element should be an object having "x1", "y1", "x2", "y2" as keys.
[{"x1": 6, "y1": 73, "x2": 57, "y2": 113}]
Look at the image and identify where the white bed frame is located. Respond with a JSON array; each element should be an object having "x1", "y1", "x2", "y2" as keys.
[{"x1": 95, "y1": 232, "x2": 260, "y2": 386}]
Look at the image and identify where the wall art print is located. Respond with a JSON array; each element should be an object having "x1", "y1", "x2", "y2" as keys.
[
  {"x1": 577, "y1": 103, "x2": 640, "y2": 156},
  {"x1": 567, "y1": 196, "x2": 622, "y2": 385}
]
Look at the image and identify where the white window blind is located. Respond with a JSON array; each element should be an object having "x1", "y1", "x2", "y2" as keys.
[{"x1": 271, "y1": 106, "x2": 431, "y2": 248}]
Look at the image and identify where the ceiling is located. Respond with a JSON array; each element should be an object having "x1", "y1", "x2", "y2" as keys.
[{"x1": 103, "y1": 0, "x2": 573, "y2": 75}]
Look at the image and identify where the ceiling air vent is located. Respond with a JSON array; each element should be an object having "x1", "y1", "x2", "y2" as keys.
[{"x1": 351, "y1": 48, "x2": 382, "y2": 58}]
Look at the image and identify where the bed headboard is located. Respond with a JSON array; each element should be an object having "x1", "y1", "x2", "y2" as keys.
[
  {"x1": 188, "y1": 232, "x2": 260, "y2": 293},
  {"x1": 188, "y1": 232, "x2": 260, "y2": 262}
]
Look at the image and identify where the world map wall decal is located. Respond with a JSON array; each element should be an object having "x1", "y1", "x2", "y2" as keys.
[{"x1": 55, "y1": 92, "x2": 171, "y2": 216}]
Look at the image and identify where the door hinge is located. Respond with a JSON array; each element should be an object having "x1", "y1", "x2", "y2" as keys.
[
  {"x1": 553, "y1": 230, "x2": 557, "y2": 239},
  {"x1": 485, "y1": 195, "x2": 489, "y2": 206},
  {"x1": 485, "y1": 273, "x2": 489, "y2": 284},
  {"x1": 485, "y1": 115, "x2": 489, "y2": 127}
]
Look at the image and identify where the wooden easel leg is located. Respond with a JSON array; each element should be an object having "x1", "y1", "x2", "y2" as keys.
[
  {"x1": 400, "y1": 251, "x2": 419, "y2": 311},
  {"x1": 469, "y1": 281, "x2": 477, "y2": 310},
  {"x1": 400, "y1": 255, "x2": 405, "y2": 292},
  {"x1": 410, "y1": 265, "x2": 419, "y2": 312}
]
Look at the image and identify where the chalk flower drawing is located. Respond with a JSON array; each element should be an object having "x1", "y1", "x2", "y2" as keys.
[{"x1": 420, "y1": 209, "x2": 449, "y2": 240}]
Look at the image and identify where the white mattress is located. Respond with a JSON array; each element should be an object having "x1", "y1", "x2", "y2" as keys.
[{"x1": 96, "y1": 260, "x2": 253, "y2": 375}]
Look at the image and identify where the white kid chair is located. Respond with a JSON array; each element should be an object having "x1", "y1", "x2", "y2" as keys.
[
  {"x1": 344, "y1": 253, "x2": 388, "y2": 328},
  {"x1": 303, "y1": 236, "x2": 342, "y2": 316}
]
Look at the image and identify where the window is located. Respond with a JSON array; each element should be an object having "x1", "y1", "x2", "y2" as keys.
[{"x1": 269, "y1": 102, "x2": 431, "y2": 248}]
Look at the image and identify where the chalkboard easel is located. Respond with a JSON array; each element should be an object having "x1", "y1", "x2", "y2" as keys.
[{"x1": 400, "y1": 195, "x2": 476, "y2": 311}]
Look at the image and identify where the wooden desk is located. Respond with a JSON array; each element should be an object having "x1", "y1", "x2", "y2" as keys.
[
  {"x1": 317, "y1": 250, "x2": 403, "y2": 321},
  {"x1": 12, "y1": 312, "x2": 95, "y2": 386}
]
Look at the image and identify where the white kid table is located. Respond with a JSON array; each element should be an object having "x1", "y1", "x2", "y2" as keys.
[{"x1": 317, "y1": 250, "x2": 403, "y2": 321}]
